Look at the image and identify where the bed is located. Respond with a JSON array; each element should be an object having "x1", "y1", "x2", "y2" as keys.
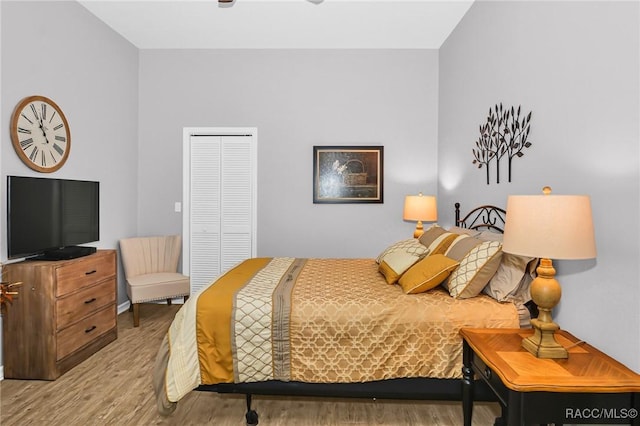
[{"x1": 153, "y1": 204, "x2": 538, "y2": 425}]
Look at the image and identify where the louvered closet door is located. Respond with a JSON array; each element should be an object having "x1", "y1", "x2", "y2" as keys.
[
  {"x1": 220, "y1": 140, "x2": 253, "y2": 272},
  {"x1": 188, "y1": 133, "x2": 255, "y2": 294}
]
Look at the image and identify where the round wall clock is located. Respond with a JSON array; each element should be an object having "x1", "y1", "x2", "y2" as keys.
[{"x1": 10, "y1": 95, "x2": 71, "y2": 173}]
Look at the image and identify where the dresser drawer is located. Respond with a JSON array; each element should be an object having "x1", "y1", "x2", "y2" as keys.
[
  {"x1": 57, "y1": 305, "x2": 116, "y2": 360},
  {"x1": 56, "y1": 279, "x2": 116, "y2": 330},
  {"x1": 55, "y1": 253, "x2": 116, "y2": 297}
]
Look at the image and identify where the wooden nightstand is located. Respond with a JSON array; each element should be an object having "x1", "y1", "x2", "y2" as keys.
[{"x1": 460, "y1": 328, "x2": 640, "y2": 426}]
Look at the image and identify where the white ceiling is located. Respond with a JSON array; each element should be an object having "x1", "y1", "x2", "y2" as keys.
[{"x1": 77, "y1": 0, "x2": 474, "y2": 49}]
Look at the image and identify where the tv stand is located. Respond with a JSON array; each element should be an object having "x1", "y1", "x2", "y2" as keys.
[
  {"x1": 34, "y1": 246, "x2": 97, "y2": 261},
  {"x1": 2, "y1": 250, "x2": 117, "y2": 379}
]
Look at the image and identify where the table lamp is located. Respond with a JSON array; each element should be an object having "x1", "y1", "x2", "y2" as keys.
[
  {"x1": 403, "y1": 193, "x2": 437, "y2": 238},
  {"x1": 502, "y1": 186, "x2": 596, "y2": 359}
]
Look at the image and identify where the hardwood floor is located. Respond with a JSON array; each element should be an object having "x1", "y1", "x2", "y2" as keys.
[{"x1": 1, "y1": 304, "x2": 500, "y2": 425}]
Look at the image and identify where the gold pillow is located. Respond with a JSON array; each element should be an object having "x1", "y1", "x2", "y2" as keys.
[
  {"x1": 446, "y1": 240, "x2": 502, "y2": 299},
  {"x1": 399, "y1": 254, "x2": 460, "y2": 294},
  {"x1": 378, "y1": 251, "x2": 422, "y2": 284}
]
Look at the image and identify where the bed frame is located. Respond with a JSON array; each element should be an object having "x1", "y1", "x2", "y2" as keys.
[
  {"x1": 454, "y1": 202, "x2": 506, "y2": 234},
  {"x1": 197, "y1": 203, "x2": 509, "y2": 426}
]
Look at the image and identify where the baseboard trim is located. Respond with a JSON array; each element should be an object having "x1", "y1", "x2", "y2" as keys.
[{"x1": 117, "y1": 301, "x2": 131, "y2": 315}]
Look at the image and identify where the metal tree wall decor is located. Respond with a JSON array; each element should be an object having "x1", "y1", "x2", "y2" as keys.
[{"x1": 472, "y1": 103, "x2": 532, "y2": 184}]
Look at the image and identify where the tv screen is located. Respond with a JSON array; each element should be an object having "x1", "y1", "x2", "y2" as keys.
[{"x1": 7, "y1": 176, "x2": 99, "y2": 260}]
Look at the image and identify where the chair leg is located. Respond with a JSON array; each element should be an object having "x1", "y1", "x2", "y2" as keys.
[
  {"x1": 133, "y1": 303, "x2": 140, "y2": 327},
  {"x1": 167, "y1": 298, "x2": 172, "y2": 305}
]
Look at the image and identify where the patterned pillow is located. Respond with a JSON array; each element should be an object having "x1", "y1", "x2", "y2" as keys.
[
  {"x1": 446, "y1": 240, "x2": 502, "y2": 299},
  {"x1": 376, "y1": 239, "x2": 429, "y2": 264},
  {"x1": 399, "y1": 254, "x2": 460, "y2": 294},
  {"x1": 378, "y1": 251, "x2": 422, "y2": 284}
]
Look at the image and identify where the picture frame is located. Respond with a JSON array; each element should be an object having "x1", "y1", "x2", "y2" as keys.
[{"x1": 313, "y1": 146, "x2": 384, "y2": 204}]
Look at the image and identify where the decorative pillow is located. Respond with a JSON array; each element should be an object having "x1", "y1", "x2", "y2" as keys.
[
  {"x1": 399, "y1": 254, "x2": 460, "y2": 294},
  {"x1": 447, "y1": 226, "x2": 481, "y2": 237},
  {"x1": 376, "y1": 238, "x2": 429, "y2": 264},
  {"x1": 418, "y1": 225, "x2": 447, "y2": 247},
  {"x1": 378, "y1": 251, "x2": 422, "y2": 284},
  {"x1": 446, "y1": 240, "x2": 503, "y2": 299},
  {"x1": 483, "y1": 253, "x2": 539, "y2": 303},
  {"x1": 418, "y1": 225, "x2": 458, "y2": 255},
  {"x1": 424, "y1": 233, "x2": 459, "y2": 256},
  {"x1": 444, "y1": 235, "x2": 483, "y2": 261}
]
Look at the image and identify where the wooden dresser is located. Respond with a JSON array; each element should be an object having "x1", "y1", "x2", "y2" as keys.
[{"x1": 2, "y1": 250, "x2": 117, "y2": 380}]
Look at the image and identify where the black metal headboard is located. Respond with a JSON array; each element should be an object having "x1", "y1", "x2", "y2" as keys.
[{"x1": 454, "y1": 203, "x2": 507, "y2": 233}]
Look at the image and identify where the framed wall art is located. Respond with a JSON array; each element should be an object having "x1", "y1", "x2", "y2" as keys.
[{"x1": 313, "y1": 146, "x2": 384, "y2": 204}]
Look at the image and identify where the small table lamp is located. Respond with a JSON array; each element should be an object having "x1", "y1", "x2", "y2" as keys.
[
  {"x1": 502, "y1": 186, "x2": 596, "y2": 359},
  {"x1": 403, "y1": 193, "x2": 437, "y2": 238}
]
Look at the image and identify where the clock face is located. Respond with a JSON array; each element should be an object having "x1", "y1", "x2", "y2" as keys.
[{"x1": 10, "y1": 96, "x2": 71, "y2": 173}]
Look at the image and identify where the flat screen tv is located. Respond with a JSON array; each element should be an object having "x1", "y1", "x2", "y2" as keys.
[{"x1": 7, "y1": 176, "x2": 100, "y2": 260}]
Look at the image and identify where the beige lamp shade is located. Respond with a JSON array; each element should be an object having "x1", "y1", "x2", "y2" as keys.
[
  {"x1": 503, "y1": 192, "x2": 596, "y2": 260},
  {"x1": 403, "y1": 194, "x2": 437, "y2": 222}
]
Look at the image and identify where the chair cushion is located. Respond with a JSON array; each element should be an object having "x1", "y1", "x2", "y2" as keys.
[
  {"x1": 127, "y1": 272, "x2": 190, "y2": 303},
  {"x1": 128, "y1": 272, "x2": 188, "y2": 287}
]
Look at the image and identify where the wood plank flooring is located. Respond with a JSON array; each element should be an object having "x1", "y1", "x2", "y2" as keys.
[{"x1": 1, "y1": 304, "x2": 500, "y2": 425}]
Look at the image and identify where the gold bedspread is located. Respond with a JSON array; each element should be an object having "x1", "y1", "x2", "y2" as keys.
[
  {"x1": 157, "y1": 257, "x2": 520, "y2": 408},
  {"x1": 290, "y1": 258, "x2": 519, "y2": 382}
]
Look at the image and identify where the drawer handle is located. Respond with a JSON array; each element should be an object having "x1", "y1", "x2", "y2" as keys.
[
  {"x1": 85, "y1": 325, "x2": 97, "y2": 333},
  {"x1": 484, "y1": 368, "x2": 492, "y2": 380},
  {"x1": 85, "y1": 270, "x2": 97, "y2": 275},
  {"x1": 84, "y1": 297, "x2": 97, "y2": 304}
]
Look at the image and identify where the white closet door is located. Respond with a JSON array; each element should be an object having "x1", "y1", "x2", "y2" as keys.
[
  {"x1": 185, "y1": 129, "x2": 257, "y2": 295},
  {"x1": 189, "y1": 136, "x2": 223, "y2": 293},
  {"x1": 220, "y1": 139, "x2": 253, "y2": 272}
]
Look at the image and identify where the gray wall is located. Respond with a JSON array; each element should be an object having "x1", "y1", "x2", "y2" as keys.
[
  {"x1": 1, "y1": 1, "x2": 139, "y2": 305},
  {"x1": 138, "y1": 50, "x2": 440, "y2": 258},
  {"x1": 439, "y1": 0, "x2": 639, "y2": 371},
  {"x1": 2, "y1": 0, "x2": 638, "y2": 375}
]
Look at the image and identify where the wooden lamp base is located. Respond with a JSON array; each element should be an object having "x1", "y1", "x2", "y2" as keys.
[
  {"x1": 522, "y1": 318, "x2": 568, "y2": 359},
  {"x1": 413, "y1": 220, "x2": 424, "y2": 238},
  {"x1": 522, "y1": 258, "x2": 569, "y2": 359}
]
